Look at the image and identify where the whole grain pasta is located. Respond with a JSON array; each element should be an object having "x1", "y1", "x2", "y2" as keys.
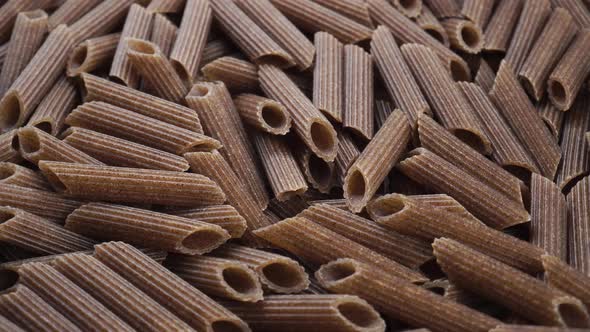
[
  {"x1": 169, "y1": 205, "x2": 247, "y2": 238},
  {"x1": 409, "y1": 194, "x2": 483, "y2": 224},
  {"x1": 267, "y1": 195, "x2": 310, "y2": 219},
  {"x1": 0, "y1": 313, "x2": 24, "y2": 332},
  {"x1": 567, "y1": 176, "x2": 590, "y2": 276},
  {"x1": 415, "y1": 6, "x2": 449, "y2": 47},
  {"x1": 0, "y1": 0, "x2": 53, "y2": 43},
  {"x1": 552, "y1": 0, "x2": 590, "y2": 28},
  {"x1": 234, "y1": 94, "x2": 291, "y2": 135},
  {"x1": 201, "y1": 56, "x2": 259, "y2": 93},
  {"x1": 483, "y1": 0, "x2": 523, "y2": 52},
  {"x1": 150, "y1": 14, "x2": 176, "y2": 57},
  {"x1": 0, "y1": 162, "x2": 49, "y2": 190},
  {"x1": 461, "y1": 0, "x2": 495, "y2": 28},
  {"x1": 0, "y1": 129, "x2": 20, "y2": 163},
  {"x1": 492, "y1": 325, "x2": 590, "y2": 332},
  {"x1": 334, "y1": 130, "x2": 360, "y2": 184},
  {"x1": 542, "y1": 254, "x2": 590, "y2": 310},
  {"x1": 442, "y1": 19, "x2": 484, "y2": 54},
  {"x1": 67, "y1": 33, "x2": 120, "y2": 77},
  {"x1": 473, "y1": 59, "x2": 495, "y2": 92},
  {"x1": 68, "y1": 0, "x2": 135, "y2": 43},
  {"x1": 344, "y1": 44, "x2": 374, "y2": 140},
  {"x1": 201, "y1": 39, "x2": 236, "y2": 66},
  {"x1": 47, "y1": 0, "x2": 101, "y2": 30},
  {"x1": 25, "y1": 76, "x2": 78, "y2": 135},
  {"x1": 313, "y1": 0, "x2": 373, "y2": 26},
  {"x1": 147, "y1": 0, "x2": 185, "y2": 13},
  {"x1": 313, "y1": 32, "x2": 343, "y2": 122},
  {"x1": 297, "y1": 145, "x2": 335, "y2": 194},
  {"x1": 539, "y1": 96, "x2": 566, "y2": 139},
  {"x1": 423, "y1": 0, "x2": 460, "y2": 18}
]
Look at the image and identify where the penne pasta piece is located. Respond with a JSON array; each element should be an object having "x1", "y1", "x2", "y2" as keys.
[
  {"x1": 308, "y1": 198, "x2": 349, "y2": 210},
  {"x1": 169, "y1": 205, "x2": 247, "y2": 238},
  {"x1": 344, "y1": 45, "x2": 373, "y2": 140},
  {"x1": 0, "y1": 313, "x2": 24, "y2": 332},
  {"x1": 557, "y1": 94, "x2": 590, "y2": 191},
  {"x1": 147, "y1": 0, "x2": 185, "y2": 13},
  {"x1": 0, "y1": 0, "x2": 53, "y2": 43},
  {"x1": 68, "y1": 0, "x2": 134, "y2": 43},
  {"x1": 186, "y1": 82, "x2": 270, "y2": 208},
  {"x1": 235, "y1": 0, "x2": 315, "y2": 71},
  {"x1": 567, "y1": 176, "x2": 590, "y2": 276},
  {"x1": 211, "y1": 243, "x2": 309, "y2": 293},
  {"x1": 397, "y1": 148, "x2": 531, "y2": 229},
  {"x1": 201, "y1": 56, "x2": 259, "y2": 93},
  {"x1": 16, "y1": 126, "x2": 102, "y2": 166},
  {"x1": 518, "y1": 8, "x2": 578, "y2": 101},
  {"x1": 170, "y1": 0, "x2": 211, "y2": 82},
  {"x1": 552, "y1": 0, "x2": 590, "y2": 28},
  {"x1": 0, "y1": 10, "x2": 48, "y2": 96},
  {"x1": 253, "y1": 217, "x2": 428, "y2": 283},
  {"x1": 474, "y1": 59, "x2": 495, "y2": 92},
  {"x1": 267, "y1": 196, "x2": 310, "y2": 219},
  {"x1": 201, "y1": 39, "x2": 236, "y2": 66},
  {"x1": 548, "y1": 30, "x2": 590, "y2": 111},
  {"x1": 390, "y1": 0, "x2": 423, "y2": 18},
  {"x1": 259, "y1": 64, "x2": 339, "y2": 161},
  {"x1": 224, "y1": 294, "x2": 386, "y2": 332},
  {"x1": 94, "y1": 241, "x2": 251, "y2": 332},
  {"x1": 234, "y1": 94, "x2": 291, "y2": 135},
  {"x1": 461, "y1": 0, "x2": 495, "y2": 28},
  {"x1": 0, "y1": 285, "x2": 82, "y2": 332},
  {"x1": 490, "y1": 61, "x2": 562, "y2": 178},
  {"x1": 539, "y1": 96, "x2": 566, "y2": 139},
  {"x1": 0, "y1": 25, "x2": 74, "y2": 131},
  {"x1": 47, "y1": 0, "x2": 101, "y2": 30},
  {"x1": 504, "y1": 0, "x2": 552, "y2": 74},
  {"x1": 26, "y1": 76, "x2": 78, "y2": 135},
  {"x1": 67, "y1": 33, "x2": 120, "y2": 77},
  {"x1": 0, "y1": 162, "x2": 49, "y2": 190},
  {"x1": 368, "y1": 193, "x2": 546, "y2": 273},
  {"x1": 109, "y1": 4, "x2": 152, "y2": 88},
  {"x1": 335, "y1": 130, "x2": 360, "y2": 184},
  {"x1": 344, "y1": 109, "x2": 410, "y2": 212},
  {"x1": 80, "y1": 73, "x2": 202, "y2": 132},
  {"x1": 442, "y1": 18, "x2": 484, "y2": 54},
  {"x1": 313, "y1": 0, "x2": 373, "y2": 26},
  {"x1": 17, "y1": 263, "x2": 134, "y2": 331},
  {"x1": 433, "y1": 237, "x2": 590, "y2": 327},
  {"x1": 409, "y1": 194, "x2": 482, "y2": 224},
  {"x1": 39, "y1": 161, "x2": 226, "y2": 207},
  {"x1": 52, "y1": 253, "x2": 195, "y2": 332},
  {"x1": 150, "y1": 14, "x2": 176, "y2": 57},
  {"x1": 492, "y1": 325, "x2": 590, "y2": 332},
  {"x1": 423, "y1": 0, "x2": 460, "y2": 18},
  {"x1": 212, "y1": 0, "x2": 294, "y2": 68},
  {"x1": 0, "y1": 129, "x2": 20, "y2": 163},
  {"x1": 66, "y1": 101, "x2": 217, "y2": 154},
  {"x1": 0, "y1": 207, "x2": 96, "y2": 255},
  {"x1": 543, "y1": 254, "x2": 590, "y2": 310},
  {"x1": 297, "y1": 146, "x2": 335, "y2": 194},
  {"x1": 401, "y1": 43, "x2": 491, "y2": 154},
  {"x1": 270, "y1": 0, "x2": 373, "y2": 43},
  {"x1": 313, "y1": 32, "x2": 343, "y2": 122},
  {"x1": 0, "y1": 184, "x2": 81, "y2": 223},
  {"x1": 165, "y1": 254, "x2": 263, "y2": 302},
  {"x1": 415, "y1": 6, "x2": 449, "y2": 47},
  {"x1": 483, "y1": 0, "x2": 523, "y2": 52},
  {"x1": 0, "y1": 44, "x2": 7, "y2": 69},
  {"x1": 316, "y1": 258, "x2": 501, "y2": 332}
]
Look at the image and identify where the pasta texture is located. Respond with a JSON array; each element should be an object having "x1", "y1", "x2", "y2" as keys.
[
  {"x1": 483, "y1": 0, "x2": 523, "y2": 52},
  {"x1": 442, "y1": 19, "x2": 484, "y2": 54},
  {"x1": 0, "y1": 162, "x2": 49, "y2": 190},
  {"x1": 542, "y1": 254, "x2": 590, "y2": 310},
  {"x1": 313, "y1": 32, "x2": 343, "y2": 122},
  {"x1": 423, "y1": 0, "x2": 460, "y2": 18},
  {"x1": 0, "y1": 183, "x2": 81, "y2": 222},
  {"x1": 201, "y1": 56, "x2": 259, "y2": 93},
  {"x1": 461, "y1": 0, "x2": 495, "y2": 28},
  {"x1": 169, "y1": 205, "x2": 247, "y2": 238},
  {"x1": 334, "y1": 130, "x2": 360, "y2": 184},
  {"x1": 47, "y1": 0, "x2": 101, "y2": 30},
  {"x1": 567, "y1": 176, "x2": 590, "y2": 276},
  {"x1": 313, "y1": 0, "x2": 373, "y2": 26},
  {"x1": 474, "y1": 59, "x2": 495, "y2": 92},
  {"x1": 234, "y1": 94, "x2": 291, "y2": 135},
  {"x1": 539, "y1": 96, "x2": 566, "y2": 139},
  {"x1": 343, "y1": 44, "x2": 373, "y2": 140},
  {"x1": 201, "y1": 39, "x2": 236, "y2": 66},
  {"x1": 25, "y1": 76, "x2": 78, "y2": 135},
  {"x1": 150, "y1": 14, "x2": 176, "y2": 57},
  {"x1": 68, "y1": 0, "x2": 134, "y2": 43},
  {"x1": 298, "y1": 146, "x2": 335, "y2": 194},
  {"x1": 67, "y1": 33, "x2": 120, "y2": 76},
  {"x1": 147, "y1": 0, "x2": 185, "y2": 13},
  {"x1": 0, "y1": 129, "x2": 20, "y2": 163},
  {"x1": 415, "y1": 6, "x2": 449, "y2": 47}
]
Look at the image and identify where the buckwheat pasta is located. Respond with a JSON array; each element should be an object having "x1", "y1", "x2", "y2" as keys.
[
  {"x1": 308, "y1": 198, "x2": 349, "y2": 210},
  {"x1": 66, "y1": 101, "x2": 218, "y2": 154},
  {"x1": 39, "y1": 161, "x2": 226, "y2": 207},
  {"x1": 442, "y1": 19, "x2": 484, "y2": 54},
  {"x1": 415, "y1": 6, "x2": 449, "y2": 47},
  {"x1": 259, "y1": 64, "x2": 339, "y2": 161},
  {"x1": 313, "y1": 32, "x2": 343, "y2": 122},
  {"x1": 224, "y1": 294, "x2": 386, "y2": 332},
  {"x1": 80, "y1": 74, "x2": 202, "y2": 132},
  {"x1": 433, "y1": 237, "x2": 590, "y2": 327},
  {"x1": 490, "y1": 61, "x2": 562, "y2": 178},
  {"x1": 519, "y1": 8, "x2": 578, "y2": 101},
  {"x1": 67, "y1": 33, "x2": 120, "y2": 76},
  {"x1": 491, "y1": 325, "x2": 590, "y2": 332},
  {"x1": 473, "y1": 59, "x2": 495, "y2": 92},
  {"x1": 201, "y1": 39, "x2": 236, "y2": 66},
  {"x1": 150, "y1": 14, "x2": 176, "y2": 58},
  {"x1": 0, "y1": 44, "x2": 8, "y2": 68},
  {"x1": 504, "y1": 0, "x2": 551, "y2": 74},
  {"x1": 483, "y1": 0, "x2": 523, "y2": 52},
  {"x1": 568, "y1": 176, "x2": 590, "y2": 275},
  {"x1": 234, "y1": 94, "x2": 291, "y2": 135},
  {"x1": 201, "y1": 56, "x2": 259, "y2": 93},
  {"x1": 253, "y1": 217, "x2": 427, "y2": 283},
  {"x1": 0, "y1": 0, "x2": 53, "y2": 43},
  {"x1": 315, "y1": 258, "x2": 501, "y2": 332},
  {"x1": 253, "y1": 132, "x2": 307, "y2": 200},
  {"x1": 26, "y1": 76, "x2": 78, "y2": 136},
  {"x1": 0, "y1": 24, "x2": 74, "y2": 131},
  {"x1": 371, "y1": 26, "x2": 430, "y2": 129},
  {"x1": 17, "y1": 263, "x2": 134, "y2": 332},
  {"x1": 109, "y1": 4, "x2": 152, "y2": 89},
  {"x1": 93, "y1": 241, "x2": 251, "y2": 332},
  {"x1": 461, "y1": 0, "x2": 495, "y2": 28},
  {"x1": 16, "y1": 127, "x2": 102, "y2": 166},
  {"x1": 169, "y1": 205, "x2": 247, "y2": 238},
  {"x1": 147, "y1": 0, "x2": 185, "y2": 13},
  {"x1": 186, "y1": 82, "x2": 269, "y2": 208},
  {"x1": 165, "y1": 254, "x2": 263, "y2": 302},
  {"x1": 0, "y1": 184, "x2": 81, "y2": 223},
  {"x1": 68, "y1": 0, "x2": 134, "y2": 43},
  {"x1": 211, "y1": 243, "x2": 310, "y2": 293},
  {"x1": 557, "y1": 95, "x2": 590, "y2": 190},
  {"x1": 335, "y1": 130, "x2": 360, "y2": 183},
  {"x1": 267, "y1": 196, "x2": 310, "y2": 219},
  {"x1": 297, "y1": 146, "x2": 335, "y2": 194},
  {"x1": 53, "y1": 253, "x2": 196, "y2": 332},
  {"x1": 538, "y1": 96, "x2": 565, "y2": 139},
  {"x1": 409, "y1": 194, "x2": 482, "y2": 224},
  {"x1": 344, "y1": 110, "x2": 410, "y2": 213},
  {"x1": 313, "y1": 0, "x2": 373, "y2": 26},
  {"x1": 47, "y1": 0, "x2": 101, "y2": 30},
  {"x1": 552, "y1": 0, "x2": 590, "y2": 28},
  {"x1": 397, "y1": 148, "x2": 531, "y2": 229},
  {"x1": 0, "y1": 285, "x2": 81, "y2": 332},
  {"x1": 0, "y1": 162, "x2": 49, "y2": 190},
  {"x1": 401, "y1": 44, "x2": 491, "y2": 154},
  {"x1": 548, "y1": 30, "x2": 590, "y2": 111},
  {"x1": 423, "y1": 0, "x2": 460, "y2": 18},
  {"x1": 299, "y1": 204, "x2": 433, "y2": 269},
  {"x1": 543, "y1": 254, "x2": 590, "y2": 310},
  {"x1": 0, "y1": 10, "x2": 48, "y2": 96},
  {"x1": 0, "y1": 313, "x2": 24, "y2": 332}
]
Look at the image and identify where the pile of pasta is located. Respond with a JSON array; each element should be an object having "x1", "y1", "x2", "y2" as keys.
[{"x1": 0, "y1": 0, "x2": 588, "y2": 331}]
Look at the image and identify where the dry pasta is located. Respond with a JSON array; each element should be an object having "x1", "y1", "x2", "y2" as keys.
[
  {"x1": 423, "y1": 0, "x2": 460, "y2": 18},
  {"x1": 25, "y1": 76, "x2": 78, "y2": 135},
  {"x1": 415, "y1": 5, "x2": 449, "y2": 47},
  {"x1": 298, "y1": 145, "x2": 335, "y2": 194},
  {"x1": 67, "y1": 33, "x2": 120, "y2": 77},
  {"x1": 473, "y1": 59, "x2": 495, "y2": 92},
  {"x1": 150, "y1": 14, "x2": 176, "y2": 57},
  {"x1": 552, "y1": 0, "x2": 590, "y2": 28},
  {"x1": 483, "y1": 0, "x2": 523, "y2": 52},
  {"x1": 201, "y1": 39, "x2": 236, "y2": 66},
  {"x1": 461, "y1": 0, "x2": 495, "y2": 28},
  {"x1": 201, "y1": 56, "x2": 259, "y2": 93},
  {"x1": 0, "y1": 0, "x2": 53, "y2": 43},
  {"x1": 169, "y1": 205, "x2": 247, "y2": 238},
  {"x1": 542, "y1": 254, "x2": 590, "y2": 310},
  {"x1": 234, "y1": 94, "x2": 291, "y2": 135},
  {"x1": 334, "y1": 130, "x2": 360, "y2": 184},
  {"x1": 567, "y1": 176, "x2": 590, "y2": 276},
  {"x1": 147, "y1": 0, "x2": 185, "y2": 13},
  {"x1": 47, "y1": 0, "x2": 101, "y2": 30},
  {"x1": 68, "y1": 0, "x2": 134, "y2": 43},
  {"x1": 0, "y1": 183, "x2": 81, "y2": 222},
  {"x1": 538, "y1": 96, "x2": 566, "y2": 139},
  {"x1": 442, "y1": 19, "x2": 484, "y2": 54},
  {"x1": 0, "y1": 129, "x2": 20, "y2": 163},
  {"x1": 0, "y1": 162, "x2": 49, "y2": 190},
  {"x1": 313, "y1": 32, "x2": 343, "y2": 122},
  {"x1": 313, "y1": 0, "x2": 373, "y2": 26}
]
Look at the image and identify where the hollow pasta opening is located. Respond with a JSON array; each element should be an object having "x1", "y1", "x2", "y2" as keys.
[
  {"x1": 399, "y1": 0, "x2": 420, "y2": 11},
  {"x1": 211, "y1": 321, "x2": 247, "y2": 332},
  {"x1": 320, "y1": 260, "x2": 357, "y2": 283},
  {"x1": 370, "y1": 196, "x2": 405, "y2": 218},
  {"x1": 0, "y1": 269, "x2": 18, "y2": 291},
  {"x1": 309, "y1": 154, "x2": 333, "y2": 189},
  {"x1": 425, "y1": 29, "x2": 446, "y2": 45},
  {"x1": 181, "y1": 229, "x2": 226, "y2": 251},
  {"x1": 0, "y1": 93, "x2": 22, "y2": 130},
  {"x1": 189, "y1": 84, "x2": 211, "y2": 98},
  {"x1": 345, "y1": 170, "x2": 366, "y2": 205},
  {"x1": 453, "y1": 129, "x2": 487, "y2": 154},
  {"x1": 460, "y1": 24, "x2": 481, "y2": 49},
  {"x1": 127, "y1": 39, "x2": 157, "y2": 55},
  {"x1": 256, "y1": 54, "x2": 293, "y2": 68},
  {"x1": 0, "y1": 164, "x2": 15, "y2": 180},
  {"x1": 38, "y1": 163, "x2": 66, "y2": 192},
  {"x1": 261, "y1": 261, "x2": 304, "y2": 288},
  {"x1": 172, "y1": 61, "x2": 192, "y2": 89},
  {"x1": 69, "y1": 45, "x2": 88, "y2": 70},
  {"x1": 337, "y1": 301, "x2": 382, "y2": 328},
  {"x1": 0, "y1": 209, "x2": 15, "y2": 223},
  {"x1": 24, "y1": 10, "x2": 46, "y2": 20},
  {"x1": 18, "y1": 129, "x2": 41, "y2": 154},
  {"x1": 33, "y1": 121, "x2": 53, "y2": 134},
  {"x1": 261, "y1": 104, "x2": 287, "y2": 129},
  {"x1": 558, "y1": 302, "x2": 590, "y2": 328},
  {"x1": 222, "y1": 266, "x2": 259, "y2": 295},
  {"x1": 310, "y1": 121, "x2": 336, "y2": 156},
  {"x1": 549, "y1": 80, "x2": 567, "y2": 106},
  {"x1": 450, "y1": 60, "x2": 470, "y2": 82}
]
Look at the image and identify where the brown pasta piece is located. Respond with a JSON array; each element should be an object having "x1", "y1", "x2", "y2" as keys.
[
  {"x1": 313, "y1": 0, "x2": 373, "y2": 26},
  {"x1": 150, "y1": 14, "x2": 176, "y2": 57},
  {"x1": 26, "y1": 76, "x2": 78, "y2": 135},
  {"x1": 313, "y1": 32, "x2": 343, "y2": 122},
  {"x1": 0, "y1": 184, "x2": 81, "y2": 223},
  {"x1": 270, "y1": 0, "x2": 373, "y2": 43},
  {"x1": 491, "y1": 325, "x2": 590, "y2": 332},
  {"x1": 267, "y1": 195, "x2": 310, "y2": 219},
  {"x1": 224, "y1": 294, "x2": 386, "y2": 332},
  {"x1": 461, "y1": 0, "x2": 495, "y2": 28},
  {"x1": 66, "y1": 101, "x2": 218, "y2": 154},
  {"x1": 0, "y1": 43, "x2": 8, "y2": 68},
  {"x1": 165, "y1": 254, "x2": 263, "y2": 302},
  {"x1": 518, "y1": 8, "x2": 578, "y2": 101},
  {"x1": 409, "y1": 194, "x2": 483, "y2": 224},
  {"x1": 170, "y1": 0, "x2": 211, "y2": 83},
  {"x1": 308, "y1": 198, "x2": 350, "y2": 210},
  {"x1": 68, "y1": 0, "x2": 134, "y2": 43},
  {"x1": 147, "y1": 0, "x2": 185, "y2": 13},
  {"x1": 298, "y1": 145, "x2": 335, "y2": 194},
  {"x1": 483, "y1": 0, "x2": 523, "y2": 52},
  {"x1": 504, "y1": 0, "x2": 551, "y2": 74},
  {"x1": 0, "y1": 162, "x2": 49, "y2": 190},
  {"x1": 0, "y1": 0, "x2": 53, "y2": 43},
  {"x1": 0, "y1": 285, "x2": 81, "y2": 332},
  {"x1": 0, "y1": 25, "x2": 74, "y2": 131},
  {"x1": 67, "y1": 33, "x2": 120, "y2": 77},
  {"x1": 442, "y1": 18, "x2": 484, "y2": 54},
  {"x1": 344, "y1": 109, "x2": 410, "y2": 213},
  {"x1": 344, "y1": 45, "x2": 373, "y2": 139},
  {"x1": 53, "y1": 253, "x2": 195, "y2": 332},
  {"x1": 0, "y1": 313, "x2": 24, "y2": 332},
  {"x1": 234, "y1": 94, "x2": 291, "y2": 135},
  {"x1": 94, "y1": 241, "x2": 250, "y2": 332},
  {"x1": 16, "y1": 126, "x2": 102, "y2": 166},
  {"x1": 0, "y1": 129, "x2": 20, "y2": 163},
  {"x1": 568, "y1": 176, "x2": 590, "y2": 276},
  {"x1": 423, "y1": 0, "x2": 460, "y2": 18},
  {"x1": 415, "y1": 5, "x2": 449, "y2": 47},
  {"x1": 253, "y1": 217, "x2": 428, "y2": 283},
  {"x1": 315, "y1": 258, "x2": 501, "y2": 332},
  {"x1": 543, "y1": 254, "x2": 590, "y2": 310},
  {"x1": 201, "y1": 56, "x2": 259, "y2": 93},
  {"x1": 169, "y1": 205, "x2": 247, "y2": 238},
  {"x1": 557, "y1": 95, "x2": 590, "y2": 190},
  {"x1": 548, "y1": 30, "x2": 590, "y2": 111},
  {"x1": 334, "y1": 130, "x2": 360, "y2": 184},
  {"x1": 38, "y1": 161, "x2": 226, "y2": 207},
  {"x1": 397, "y1": 148, "x2": 531, "y2": 229},
  {"x1": 474, "y1": 59, "x2": 495, "y2": 92},
  {"x1": 433, "y1": 237, "x2": 590, "y2": 327},
  {"x1": 552, "y1": 0, "x2": 590, "y2": 28},
  {"x1": 490, "y1": 61, "x2": 562, "y2": 178},
  {"x1": 201, "y1": 39, "x2": 236, "y2": 66},
  {"x1": 80, "y1": 73, "x2": 202, "y2": 132},
  {"x1": 0, "y1": 10, "x2": 48, "y2": 96},
  {"x1": 539, "y1": 96, "x2": 566, "y2": 139},
  {"x1": 259, "y1": 64, "x2": 339, "y2": 161},
  {"x1": 401, "y1": 43, "x2": 491, "y2": 154},
  {"x1": 47, "y1": 0, "x2": 101, "y2": 30},
  {"x1": 17, "y1": 263, "x2": 134, "y2": 332}
]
